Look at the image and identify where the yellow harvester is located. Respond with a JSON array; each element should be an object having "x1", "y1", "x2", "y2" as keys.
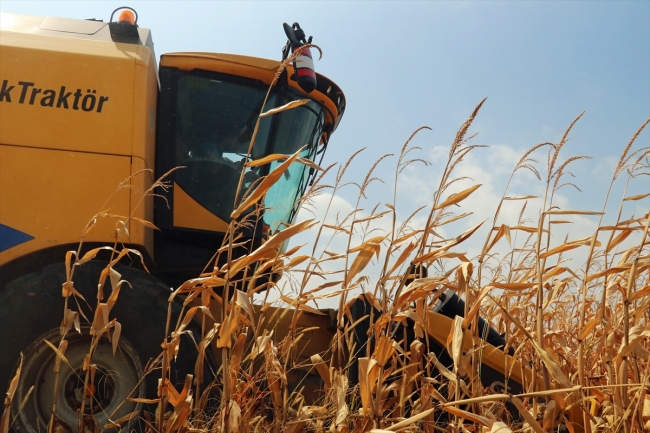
[
  {"x1": 0, "y1": 7, "x2": 344, "y2": 430},
  {"x1": 0, "y1": 7, "x2": 584, "y2": 433}
]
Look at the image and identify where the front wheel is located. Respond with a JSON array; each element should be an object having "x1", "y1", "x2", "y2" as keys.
[{"x1": 0, "y1": 261, "x2": 211, "y2": 431}]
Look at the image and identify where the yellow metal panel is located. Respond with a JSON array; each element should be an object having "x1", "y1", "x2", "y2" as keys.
[
  {"x1": 161, "y1": 53, "x2": 338, "y2": 125},
  {"x1": 127, "y1": 44, "x2": 158, "y2": 260},
  {"x1": 130, "y1": 44, "x2": 157, "y2": 162},
  {"x1": 161, "y1": 52, "x2": 279, "y2": 85},
  {"x1": 0, "y1": 30, "x2": 136, "y2": 155},
  {"x1": 129, "y1": 156, "x2": 155, "y2": 261},
  {"x1": 172, "y1": 183, "x2": 230, "y2": 233},
  {"x1": 0, "y1": 145, "x2": 131, "y2": 265}
]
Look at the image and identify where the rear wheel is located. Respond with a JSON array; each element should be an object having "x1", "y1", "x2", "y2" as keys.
[{"x1": 0, "y1": 261, "x2": 211, "y2": 431}]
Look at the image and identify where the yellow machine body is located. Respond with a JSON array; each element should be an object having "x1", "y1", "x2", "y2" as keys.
[
  {"x1": 0, "y1": 11, "x2": 585, "y2": 433},
  {"x1": 0, "y1": 12, "x2": 344, "y2": 272},
  {"x1": 0, "y1": 12, "x2": 157, "y2": 265}
]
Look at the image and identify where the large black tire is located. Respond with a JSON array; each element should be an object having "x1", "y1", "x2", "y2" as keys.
[{"x1": 0, "y1": 260, "x2": 214, "y2": 431}]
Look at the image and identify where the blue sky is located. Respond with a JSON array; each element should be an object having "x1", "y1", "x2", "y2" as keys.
[{"x1": 2, "y1": 1, "x2": 649, "y2": 299}]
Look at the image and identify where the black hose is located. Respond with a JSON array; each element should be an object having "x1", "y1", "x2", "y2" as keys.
[{"x1": 437, "y1": 292, "x2": 514, "y2": 356}]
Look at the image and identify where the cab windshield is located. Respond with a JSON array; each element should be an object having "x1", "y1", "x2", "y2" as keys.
[{"x1": 174, "y1": 72, "x2": 324, "y2": 232}]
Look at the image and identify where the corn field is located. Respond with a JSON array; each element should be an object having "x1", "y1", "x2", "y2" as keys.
[{"x1": 1, "y1": 57, "x2": 649, "y2": 432}]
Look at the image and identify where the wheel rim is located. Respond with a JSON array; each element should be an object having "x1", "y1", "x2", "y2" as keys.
[{"x1": 12, "y1": 327, "x2": 145, "y2": 431}]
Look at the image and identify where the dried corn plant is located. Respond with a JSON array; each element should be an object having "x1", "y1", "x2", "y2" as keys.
[{"x1": 4, "y1": 91, "x2": 650, "y2": 433}]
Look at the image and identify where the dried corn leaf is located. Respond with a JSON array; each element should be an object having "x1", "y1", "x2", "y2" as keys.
[
  {"x1": 504, "y1": 224, "x2": 512, "y2": 246},
  {"x1": 386, "y1": 242, "x2": 418, "y2": 277},
  {"x1": 395, "y1": 284, "x2": 442, "y2": 309},
  {"x1": 504, "y1": 195, "x2": 539, "y2": 200},
  {"x1": 578, "y1": 317, "x2": 599, "y2": 341},
  {"x1": 43, "y1": 339, "x2": 70, "y2": 371},
  {"x1": 441, "y1": 394, "x2": 510, "y2": 406},
  {"x1": 545, "y1": 210, "x2": 604, "y2": 216},
  {"x1": 441, "y1": 406, "x2": 492, "y2": 426},
  {"x1": 131, "y1": 217, "x2": 159, "y2": 230},
  {"x1": 259, "y1": 98, "x2": 310, "y2": 118},
  {"x1": 543, "y1": 266, "x2": 571, "y2": 281},
  {"x1": 433, "y1": 184, "x2": 482, "y2": 211},
  {"x1": 630, "y1": 285, "x2": 650, "y2": 301},
  {"x1": 543, "y1": 400, "x2": 558, "y2": 430},
  {"x1": 606, "y1": 229, "x2": 633, "y2": 252},
  {"x1": 107, "y1": 247, "x2": 149, "y2": 272},
  {"x1": 358, "y1": 357, "x2": 378, "y2": 416},
  {"x1": 438, "y1": 212, "x2": 473, "y2": 226},
  {"x1": 4, "y1": 353, "x2": 22, "y2": 405},
  {"x1": 354, "y1": 210, "x2": 391, "y2": 224},
  {"x1": 485, "y1": 225, "x2": 507, "y2": 255},
  {"x1": 345, "y1": 236, "x2": 384, "y2": 286},
  {"x1": 413, "y1": 249, "x2": 469, "y2": 265},
  {"x1": 225, "y1": 219, "x2": 317, "y2": 278},
  {"x1": 64, "y1": 250, "x2": 76, "y2": 282},
  {"x1": 364, "y1": 292, "x2": 383, "y2": 312},
  {"x1": 586, "y1": 263, "x2": 634, "y2": 282},
  {"x1": 462, "y1": 285, "x2": 492, "y2": 328},
  {"x1": 245, "y1": 153, "x2": 321, "y2": 172},
  {"x1": 311, "y1": 354, "x2": 331, "y2": 390},
  {"x1": 217, "y1": 305, "x2": 239, "y2": 349},
  {"x1": 623, "y1": 192, "x2": 650, "y2": 201},
  {"x1": 112, "y1": 321, "x2": 121, "y2": 355},
  {"x1": 282, "y1": 243, "x2": 306, "y2": 258},
  {"x1": 393, "y1": 229, "x2": 424, "y2": 244},
  {"x1": 90, "y1": 303, "x2": 109, "y2": 336},
  {"x1": 232, "y1": 145, "x2": 305, "y2": 219},
  {"x1": 488, "y1": 422, "x2": 512, "y2": 433},
  {"x1": 60, "y1": 309, "x2": 80, "y2": 337},
  {"x1": 228, "y1": 399, "x2": 242, "y2": 429},
  {"x1": 530, "y1": 340, "x2": 573, "y2": 389},
  {"x1": 230, "y1": 332, "x2": 247, "y2": 373},
  {"x1": 491, "y1": 282, "x2": 536, "y2": 290},
  {"x1": 286, "y1": 255, "x2": 310, "y2": 268},
  {"x1": 511, "y1": 225, "x2": 546, "y2": 233},
  {"x1": 126, "y1": 397, "x2": 160, "y2": 404},
  {"x1": 251, "y1": 330, "x2": 273, "y2": 360},
  {"x1": 245, "y1": 153, "x2": 293, "y2": 167},
  {"x1": 540, "y1": 237, "x2": 600, "y2": 259},
  {"x1": 280, "y1": 295, "x2": 326, "y2": 315},
  {"x1": 348, "y1": 235, "x2": 385, "y2": 254},
  {"x1": 335, "y1": 374, "x2": 349, "y2": 425},
  {"x1": 107, "y1": 280, "x2": 132, "y2": 313},
  {"x1": 104, "y1": 411, "x2": 138, "y2": 428},
  {"x1": 444, "y1": 220, "x2": 485, "y2": 249},
  {"x1": 384, "y1": 407, "x2": 435, "y2": 431},
  {"x1": 235, "y1": 289, "x2": 256, "y2": 325},
  {"x1": 448, "y1": 316, "x2": 465, "y2": 376},
  {"x1": 76, "y1": 246, "x2": 114, "y2": 265},
  {"x1": 374, "y1": 336, "x2": 396, "y2": 367},
  {"x1": 61, "y1": 281, "x2": 84, "y2": 300},
  {"x1": 322, "y1": 224, "x2": 353, "y2": 235},
  {"x1": 510, "y1": 397, "x2": 545, "y2": 433}
]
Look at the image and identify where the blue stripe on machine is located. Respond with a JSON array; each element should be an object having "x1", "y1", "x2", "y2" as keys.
[{"x1": 0, "y1": 223, "x2": 35, "y2": 252}]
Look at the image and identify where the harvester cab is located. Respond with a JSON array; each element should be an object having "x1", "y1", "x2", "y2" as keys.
[{"x1": 152, "y1": 18, "x2": 344, "y2": 288}]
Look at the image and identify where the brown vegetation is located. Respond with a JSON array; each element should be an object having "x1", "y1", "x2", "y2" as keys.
[{"x1": 2, "y1": 61, "x2": 649, "y2": 432}]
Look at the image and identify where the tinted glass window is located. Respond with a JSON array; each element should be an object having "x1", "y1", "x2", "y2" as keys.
[
  {"x1": 172, "y1": 72, "x2": 325, "y2": 233},
  {"x1": 264, "y1": 97, "x2": 324, "y2": 232},
  {"x1": 174, "y1": 74, "x2": 274, "y2": 223}
]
